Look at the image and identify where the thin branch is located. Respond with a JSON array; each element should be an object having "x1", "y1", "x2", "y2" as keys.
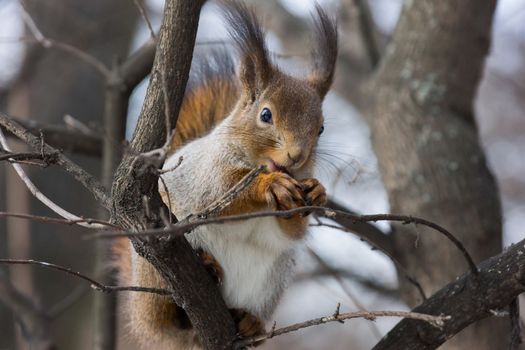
[
  {"x1": 310, "y1": 221, "x2": 427, "y2": 300},
  {"x1": 2, "y1": 116, "x2": 103, "y2": 157},
  {"x1": 92, "y1": 206, "x2": 477, "y2": 276},
  {"x1": 307, "y1": 247, "x2": 383, "y2": 339},
  {"x1": 133, "y1": 0, "x2": 156, "y2": 40},
  {"x1": 119, "y1": 38, "x2": 156, "y2": 91},
  {"x1": 0, "y1": 127, "x2": 108, "y2": 229},
  {"x1": 19, "y1": 2, "x2": 111, "y2": 78},
  {"x1": 0, "y1": 259, "x2": 171, "y2": 296},
  {"x1": 0, "y1": 150, "x2": 57, "y2": 163},
  {"x1": 0, "y1": 212, "x2": 119, "y2": 229},
  {"x1": 372, "y1": 238, "x2": 525, "y2": 350},
  {"x1": 326, "y1": 199, "x2": 394, "y2": 256},
  {"x1": 353, "y1": 0, "x2": 381, "y2": 68},
  {"x1": 0, "y1": 112, "x2": 111, "y2": 209},
  {"x1": 234, "y1": 308, "x2": 450, "y2": 349},
  {"x1": 194, "y1": 165, "x2": 265, "y2": 219},
  {"x1": 296, "y1": 267, "x2": 398, "y2": 298}
]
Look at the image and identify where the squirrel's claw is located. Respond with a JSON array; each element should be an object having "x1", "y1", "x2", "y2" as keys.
[
  {"x1": 267, "y1": 172, "x2": 305, "y2": 213},
  {"x1": 300, "y1": 178, "x2": 327, "y2": 216}
]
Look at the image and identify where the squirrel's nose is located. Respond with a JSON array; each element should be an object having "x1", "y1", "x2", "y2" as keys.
[{"x1": 287, "y1": 149, "x2": 305, "y2": 168}]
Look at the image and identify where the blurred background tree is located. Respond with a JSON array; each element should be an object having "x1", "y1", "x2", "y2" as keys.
[{"x1": 1, "y1": 0, "x2": 524, "y2": 349}]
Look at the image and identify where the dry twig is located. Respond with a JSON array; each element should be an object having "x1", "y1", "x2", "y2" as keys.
[
  {"x1": 91, "y1": 206, "x2": 477, "y2": 276},
  {"x1": 0, "y1": 259, "x2": 171, "y2": 296},
  {"x1": 234, "y1": 307, "x2": 450, "y2": 349},
  {"x1": 0, "y1": 112, "x2": 111, "y2": 209},
  {"x1": 19, "y1": 2, "x2": 111, "y2": 78},
  {"x1": 0, "y1": 126, "x2": 108, "y2": 229}
]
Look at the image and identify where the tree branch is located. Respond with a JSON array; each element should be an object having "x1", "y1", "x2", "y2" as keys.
[
  {"x1": 235, "y1": 307, "x2": 450, "y2": 349},
  {"x1": 0, "y1": 259, "x2": 171, "y2": 296},
  {"x1": 110, "y1": 1, "x2": 237, "y2": 349},
  {"x1": 0, "y1": 212, "x2": 118, "y2": 229},
  {"x1": 325, "y1": 199, "x2": 394, "y2": 256},
  {"x1": 94, "y1": 206, "x2": 477, "y2": 276},
  {"x1": 0, "y1": 112, "x2": 111, "y2": 209},
  {"x1": 2, "y1": 116, "x2": 103, "y2": 157},
  {"x1": 372, "y1": 240, "x2": 525, "y2": 350}
]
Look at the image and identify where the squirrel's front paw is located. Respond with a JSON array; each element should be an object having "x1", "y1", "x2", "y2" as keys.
[
  {"x1": 300, "y1": 178, "x2": 327, "y2": 207},
  {"x1": 265, "y1": 172, "x2": 305, "y2": 211}
]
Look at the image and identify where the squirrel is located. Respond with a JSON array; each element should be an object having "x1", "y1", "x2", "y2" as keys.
[{"x1": 115, "y1": 1, "x2": 337, "y2": 349}]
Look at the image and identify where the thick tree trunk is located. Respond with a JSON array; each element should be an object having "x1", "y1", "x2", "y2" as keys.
[
  {"x1": 111, "y1": 1, "x2": 237, "y2": 349},
  {"x1": 363, "y1": 1, "x2": 504, "y2": 349}
]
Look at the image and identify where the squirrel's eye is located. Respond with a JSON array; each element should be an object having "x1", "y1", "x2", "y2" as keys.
[
  {"x1": 318, "y1": 125, "x2": 325, "y2": 136},
  {"x1": 260, "y1": 107, "x2": 273, "y2": 124}
]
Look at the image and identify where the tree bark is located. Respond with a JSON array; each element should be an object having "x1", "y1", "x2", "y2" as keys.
[
  {"x1": 372, "y1": 237, "x2": 525, "y2": 350},
  {"x1": 111, "y1": 1, "x2": 237, "y2": 349},
  {"x1": 363, "y1": 1, "x2": 504, "y2": 349}
]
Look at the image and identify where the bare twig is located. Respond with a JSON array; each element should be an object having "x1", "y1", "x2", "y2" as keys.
[
  {"x1": 19, "y1": 2, "x2": 111, "y2": 78},
  {"x1": 119, "y1": 38, "x2": 156, "y2": 90},
  {"x1": 0, "y1": 127, "x2": 108, "y2": 229},
  {"x1": 307, "y1": 247, "x2": 383, "y2": 339},
  {"x1": 63, "y1": 114, "x2": 97, "y2": 136},
  {"x1": 0, "y1": 112, "x2": 111, "y2": 209},
  {"x1": 157, "y1": 155, "x2": 183, "y2": 174},
  {"x1": 372, "y1": 238, "x2": 525, "y2": 350},
  {"x1": 234, "y1": 308, "x2": 450, "y2": 349},
  {"x1": 0, "y1": 212, "x2": 119, "y2": 229},
  {"x1": 133, "y1": 0, "x2": 156, "y2": 40},
  {"x1": 92, "y1": 206, "x2": 477, "y2": 276},
  {"x1": 352, "y1": 0, "x2": 381, "y2": 68},
  {"x1": 0, "y1": 259, "x2": 171, "y2": 296},
  {"x1": 296, "y1": 267, "x2": 398, "y2": 298},
  {"x1": 0, "y1": 150, "x2": 58, "y2": 164},
  {"x1": 195, "y1": 165, "x2": 265, "y2": 219},
  {"x1": 326, "y1": 199, "x2": 394, "y2": 257},
  {"x1": 2, "y1": 116, "x2": 103, "y2": 156},
  {"x1": 310, "y1": 221, "x2": 427, "y2": 300}
]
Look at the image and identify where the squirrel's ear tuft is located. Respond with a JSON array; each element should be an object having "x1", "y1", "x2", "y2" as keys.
[
  {"x1": 308, "y1": 4, "x2": 338, "y2": 99},
  {"x1": 221, "y1": 0, "x2": 273, "y2": 101}
]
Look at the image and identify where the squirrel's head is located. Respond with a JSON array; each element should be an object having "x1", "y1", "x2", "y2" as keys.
[{"x1": 222, "y1": 1, "x2": 337, "y2": 176}]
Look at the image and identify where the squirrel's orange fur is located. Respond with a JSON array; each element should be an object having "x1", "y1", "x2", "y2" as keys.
[{"x1": 116, "y1": 1, "x2": 337, "y2": 349}]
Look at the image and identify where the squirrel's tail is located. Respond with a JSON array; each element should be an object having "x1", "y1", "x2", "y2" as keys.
[
  {"x1": 113, "y1": 239, "x2": 201, "y2": 349},
  {"x1": 169, "y1": 49, "x2": 240, "y2": 153}
]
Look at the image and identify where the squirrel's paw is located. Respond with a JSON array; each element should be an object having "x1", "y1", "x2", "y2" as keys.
[
  {"x1": 196, "y1": 248, "x2": 223, "y2": 285},
  {"x1": 231, "y1": 309, "x2": 266, "y2": 340},
  {"x1": 266, "y1": 172, "x2": 305, "y2": 211},
  {"x1": 301, "y1": 178, "x2": 327, "y2": 207}
]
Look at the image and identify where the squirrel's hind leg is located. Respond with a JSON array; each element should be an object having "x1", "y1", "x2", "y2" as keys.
[{"x1": 230, "y1": 308, "x2": 266, "y2": 346}]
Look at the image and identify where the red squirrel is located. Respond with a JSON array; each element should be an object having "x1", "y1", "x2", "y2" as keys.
[{"x1": 116, "y1": 1, "x2": 337, "y2": 348}]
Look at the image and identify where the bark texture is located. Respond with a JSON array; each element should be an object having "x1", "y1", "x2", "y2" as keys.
[
  {"x1": 111, "y1": 1, "x2": 237, "y2": 349},
  {"x1": 373, "y1": 238, "x2": 525, "y2": 350},
  {"x1": 363, "y1": 1, "x2": 504, "y2": 349}
]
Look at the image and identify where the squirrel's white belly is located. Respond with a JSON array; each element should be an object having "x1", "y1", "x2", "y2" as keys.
[{"x1": 186, "y1": 217, "x2": 296, "y2": 320}]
